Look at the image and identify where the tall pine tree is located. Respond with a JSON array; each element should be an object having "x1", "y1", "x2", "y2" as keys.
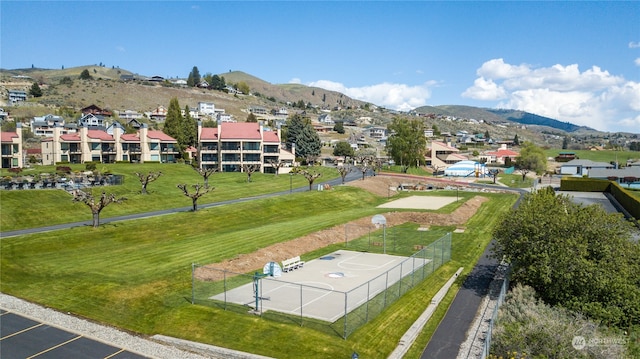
[{"x1": 163, "y1": 98, "x2": 186, "y2": 150}]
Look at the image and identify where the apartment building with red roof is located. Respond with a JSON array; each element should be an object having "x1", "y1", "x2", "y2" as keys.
[
  {"x1": 198, "y1": 122, "x2": 293, "y2": 173},
  {"x1": 1, "y1": 123, "x2": 23, "y2": 168},
  {"x1": 41, "y1": 124, "x2": 178, "y2": 165}
]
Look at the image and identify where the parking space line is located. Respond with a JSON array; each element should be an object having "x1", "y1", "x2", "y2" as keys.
[
  {"x1": 0, "y1": 323, "x2": 44, "y2": 340},
  {"x1": 26, "y1": 335, "x2": 82, "y2": 359},
  {"x1": 105, "y1": 348, "x2": 126, "y2": 358}
]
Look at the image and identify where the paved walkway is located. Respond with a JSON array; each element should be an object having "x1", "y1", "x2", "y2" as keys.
[{"x1": 420, "y1": 242, "x2": 499, "y2": 359}]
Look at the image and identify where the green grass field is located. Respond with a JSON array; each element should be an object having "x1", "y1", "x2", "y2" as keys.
[
  {"x1": 0, "y1": 166, "x2": 519, "y2": 358},
  {"x1": 545, "y1": 148, "x2": 640, "y2": 164}
]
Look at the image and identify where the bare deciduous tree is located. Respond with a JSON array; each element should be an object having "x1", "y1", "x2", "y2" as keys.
[
  {"x1": 242, "y1": 164, "x2": 260, "y2": 183},
  {"x1": 354, "y1": 154, "x2": 374, "y2": 180},
  {"x1": 73, "y1": 190, "x2": 126, "y2": 227},
  {"x1": 193, "y1": 166, "x2": 217, "y2": 188},
  {"x1": 177, "y1": 183, "x2": 214, "y2": 211},
  {"x1": 336, "y1": 164, "x2": 352, "y2": 184},
  {"x1": 266, "y1": 159, "x2": 285, "y2": 176},
  {"x1": 135, "y1": 171, "x2": 162, "y2": 194},
  {"x1": 293, "y1": 167, "x2": 323, "y2": 191}
]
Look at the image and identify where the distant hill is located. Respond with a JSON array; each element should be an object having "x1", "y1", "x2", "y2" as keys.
[
  {"x1": 414, "y1": 105, "x2": 590, "y2": 133},
  {"x1": 486, "y1": 109, "x2": 590, "y2": 133}
]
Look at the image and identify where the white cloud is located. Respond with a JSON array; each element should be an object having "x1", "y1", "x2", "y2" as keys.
[
  {"x1": 308, "y1": 80, "x2": 433, "y2": 112},
  {"x1": 635, "y1": 58, "x2": 640, "y2": 66},
  {"x1": 464, "y1": 58, "x2": 640, "y2": 132},
  {"x1": 629, "y1": 41, "x2": 640, "y2": 48},
  {"x1": 461, "y1": 77, "x2": 508, "y2": 100}
]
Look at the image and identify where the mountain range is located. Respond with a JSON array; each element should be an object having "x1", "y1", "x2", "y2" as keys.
[{"x1": 0, "y1": 65, "x2": 625, "y2": 140}]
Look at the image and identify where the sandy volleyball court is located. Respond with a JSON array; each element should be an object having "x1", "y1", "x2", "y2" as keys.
[{"x1": 377, "y1": 195, "x2": 457, "y2": 210}]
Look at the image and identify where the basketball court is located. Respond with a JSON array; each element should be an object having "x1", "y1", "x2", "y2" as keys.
[
  {"x1": 377, "y1": 195, "x2": 457, "y2": 210},
  {"x1": 211, "y1": 250, "x2": 430, "y2": 322}
]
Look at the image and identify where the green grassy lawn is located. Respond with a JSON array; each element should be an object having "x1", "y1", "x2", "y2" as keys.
[
  {"x1": 1, "y1": 168, "x2": 518, "y2": 358},
  {"x1": 497, "y1": 173, "x2": 535, "y2": 188},
  {"x1": 0, "y1": 163, "x2": 338, "y2": 231},
  {"x1": 545, "y1": 149, "x2": 640, "y2": 163}
]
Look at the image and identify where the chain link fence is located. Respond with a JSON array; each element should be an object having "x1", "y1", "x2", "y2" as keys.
[{"x1": 192, "y1": 232, "x2": 452, "y2": 338}]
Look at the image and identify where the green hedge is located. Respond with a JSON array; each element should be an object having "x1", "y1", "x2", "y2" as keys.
[
  {"x1": 560, "y1": 177, "x2": 640, "y2": 221},
  {"x1": 559, "y1": 177, "x2": 610, "y2": 192},
  {"x1": 608, "y1": 182, "x2": 640, "y2": 220}
]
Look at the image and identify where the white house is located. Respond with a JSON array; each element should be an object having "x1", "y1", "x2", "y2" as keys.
[
  {"x1": 559, "y1": 159, "x2": 614, "y2": 176},
  {"x1": 198, "y1": 102, "x2": 215, "y2": 116}
]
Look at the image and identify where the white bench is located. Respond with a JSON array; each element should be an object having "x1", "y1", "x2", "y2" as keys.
[{"x1": 282, "y1": 256, "x2": 305, "y2": 273}]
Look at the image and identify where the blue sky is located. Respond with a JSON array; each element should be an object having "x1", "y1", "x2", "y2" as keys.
[{"x1": 2, "y1": 1, "x2": 639, "y2": 133}]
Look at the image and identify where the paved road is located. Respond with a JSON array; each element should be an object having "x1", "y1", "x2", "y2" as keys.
[{"x1": 0, "y1": 171, "x2": 363, "y2": 238}]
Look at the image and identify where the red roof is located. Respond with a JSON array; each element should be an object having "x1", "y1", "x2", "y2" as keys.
[
  {"x1": 200, "y1": 127, "x2": 219, "y2": 141},
  {"x1": 221, "y1": 122, "x2": 261, "y2": 140},
  {"x1": 263, "y1": 130, "x2": 280, "y2": 143},
  {"x1": 121, "y1": 133, "x2": 140, "y2": 142},
  {"x1": 486, "y1": 149, "x2": 519, "y2": 157},
  {"x1": 60, "y1": 133, "x2": 81, "y2": 141},
  {"x1": 87, "y1": 130, "x2": 114, "y2": 141},
  {"x1": 0, "y1": 131, "x2": 18, "y2": 142},
  {"x1": 147, "y1": 130, "x2": 176, "y2": 142}
]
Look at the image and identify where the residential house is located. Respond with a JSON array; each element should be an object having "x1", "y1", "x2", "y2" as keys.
[
  {"x1": 41, "y1": 124, "x2": 178, "y2": 164},
  {"x1": 225, "y1": 85, "x2": 242, "y2": 95},
  {"x1": 197, "y1": 80, "x2": 209, "y2": 88},
  {"x1": 368, "y1": 126, "x2": 387, "y2": 141},
  {"x1": 8, "y1": 90, "x2": 27, "y2": 104},
  {"x1": 149, "y1": 106, "x2": 167, "y2": 121},
  {"x1": 481, "y1": 144, "x2": 519, "y2": 165},
  {"x1": 424, "y1": 129, "x2": 434, "y2": 138},
  {"x1": 198, "y1": 102, "x2": 216, "y2": 116},
  {"x1": 427, "y1": 141, "x2": 467, "y2": 169},
  {"x1": 588, "y1": 166, "x2": 640, "y2": 189},
  {"x1": 81, "y1": 104, "x2": 112, "y2": 117},
  {"x1": 197, "y1": 122, "x2": 286, "y2": 174},
  {"x1": 318, "y1": 113, "x2": 334, "y2": 125},
  {"x1": 117, "y1": 110, "x2": 143, "y2": 121},
  {"x1": 1, "y1": 123, "x2": 23, "y2": 168},
  {"x1": 78, "y1": 113, "x2": 106, "y2": 128},
  {"x1": 555, "y1": 151, "x2": 577, "y2": 162},
  {"x1": 559, "y1": 159, "x2": 614, "y2": 176},
  {"x1": 149, "y1": 76, "x2": 164, "y2": 82},
  {"x1": 248, "y1": 106, "x2": 268, "y2": 115},
  {"x1": 217, "y1": 113, "x2": 234, "y2": 123},
  {"x1": 31, "y1": 114, "x2": 66, "y2": 137},
  {"x1": 274, "y1": 107, "x2": 288, "y2": 117}
]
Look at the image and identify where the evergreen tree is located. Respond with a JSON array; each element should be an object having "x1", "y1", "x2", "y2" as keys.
[
  {"x1": 187, "y1": 66, "x2": 201, "y2": 87},
  {"x1": 163, "y1": 98, "x2": 186, "y2": 149},
  {"x1": 246, "y1": 113, "x2": 258, "y2": 123},
  {"x1": 513, "y1": 133, "x2": 520, "y2": 146},
  {"x1": 183, "y1": 105, "x2": 197, "y2": 147},
  {"x1": 333, "y1": 141, "x2": 355, "y2": 157},
  {"x1": 29, "y1": 82, "x2": 42, "y2": 97},
  {"x1": 484, "y1": 130, "x2": 490, "y2": 140},
  {"x1": 79, "y1": 69, "x2": 93, "y2": 80},
  {"x1": 333, "y1": 121, "x2": 345, "y2": 134},
  {"x1": 562, "y1": 136, "x2": 568, "y2": 149},
  {"x1": 285, "y1": 114, "x2": 321, "y2": 159}
]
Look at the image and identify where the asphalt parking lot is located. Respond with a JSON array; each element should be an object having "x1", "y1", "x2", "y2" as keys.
[{"x1": 0, "y1": 309, "x2": 149, "y2": 359}]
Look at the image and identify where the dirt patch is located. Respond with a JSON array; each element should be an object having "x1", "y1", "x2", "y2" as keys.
[{"x1": 196, "y1": 176, "x2": 488, "y2": 281}]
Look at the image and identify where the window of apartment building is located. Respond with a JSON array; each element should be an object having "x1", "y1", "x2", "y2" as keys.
[{"x1": 242, "y1": 142, "x2": 260, "y2": 151}]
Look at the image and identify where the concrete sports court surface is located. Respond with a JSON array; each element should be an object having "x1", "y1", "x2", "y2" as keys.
[
  {"x1": 211, "y1": 250, "x2": 430, "y2": 322},
  {"x1": 377, "y1": 195, "x2": 457, "y2": 210}
]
